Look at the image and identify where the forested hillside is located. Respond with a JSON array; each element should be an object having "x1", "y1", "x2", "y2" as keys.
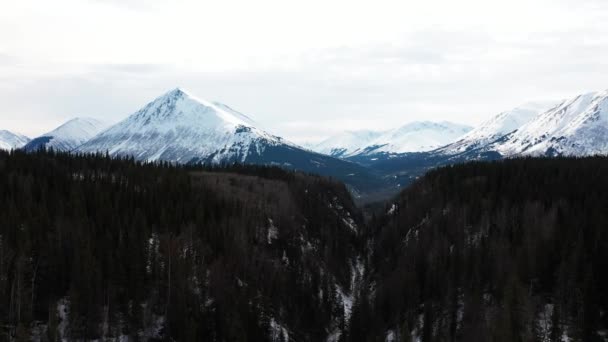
[
  {"x1": 352, "y1": 158, "x2": 608, "y2": 341},
  {"x1": 2, "y1": 151, "x2": 608, "y2": 342},
  {"x1": 0, "y1": 150, "x2": 365, "y2": 341}
]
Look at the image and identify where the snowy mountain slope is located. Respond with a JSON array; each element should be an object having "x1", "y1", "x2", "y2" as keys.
[
  {"x1": 23, "y1": 117, "x2": 109, "y2": 152},
  {"x1": 76, "y1": 88, "x2": 394, "y2": 195},
  {"x1": 346, "y1": 92, "x2": 608, "y2": 185},
  {"x1": 436, "y1": 101, "x2": 559, "y2": 155},
  {"x1": 78, "y1": 88, "x2": 286, "y2": 163},
  {"x1": 313, "y1": 130, "x2": 383, "y2": 158},
  {"x1": 493, "y1": 90, "x2": 608, "y2": 156},
  {"x1": 349, "y1": 121, "x2": 472, "y2": 156},
  {"x1": 0, "y1": 130, "x2": 30, "y2": 150}
]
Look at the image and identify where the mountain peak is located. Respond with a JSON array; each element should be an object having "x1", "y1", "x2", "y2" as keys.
[
  {"x1": 23, "y1": 117, "x2": 109, "y2": 152},
  {"x1": 137, "y1": 88, "x2": 258, "y2": 129},
  {"x1": 164, "y1": 87, "x2": 193, "y2": 99},
  {"x1": 493, "y1": 89, "x2": 608, "y2": 156},
  {"x1": 436, "y1": 100, "x2": 560, "y2": 155},
  {"x1": 0, "y1": 130, "x2": 30, "y2": 150},
  {"x1": 77, "y1": 88, "x2": 285, "y2": 163},
  {"x1": 47, "y1": 117, "x2": 108, "y2": 137}
]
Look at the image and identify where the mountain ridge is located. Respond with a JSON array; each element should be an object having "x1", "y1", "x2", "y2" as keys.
[
  {"x1": 0, "y1": 130, "x2": 30, "y2": 150},
  {"x1": 23, "y1": 117, "x2": 109, "y2": 152}
]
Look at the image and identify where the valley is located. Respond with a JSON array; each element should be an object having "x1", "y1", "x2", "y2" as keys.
[{"x1": 1, "y1": 150, "x2": 607, "y2": 341}]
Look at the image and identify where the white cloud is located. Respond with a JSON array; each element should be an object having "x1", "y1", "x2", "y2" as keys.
[{"x1": 0, "y1": 0, "x2": 607, "y2": 142}]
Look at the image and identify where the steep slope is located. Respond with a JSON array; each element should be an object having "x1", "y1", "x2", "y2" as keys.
[
  {"x1": 494, "y1": 90, "x2": 608, "y2": 156},
  {"x1": 77, "y1": 88, "x2": 394, "y2": 196},
  {"x1": 23, "y1": 117, "x2": 108, "y2": 152},
  {"x1": 313, "y1": 130, "x2": 383, "y2": 158},
  {"x1": 437, "y1": 101, "x2": 558, "y2": 155},
  {"x1": 350, "y1": 121, "x2": 472, "y2": 157},
  {"x1": 353, "y1": 157, "x2": 608, "y2": 341},
  {"x1": 0, "y1": 130, "x2": 30, "y2": 150}
]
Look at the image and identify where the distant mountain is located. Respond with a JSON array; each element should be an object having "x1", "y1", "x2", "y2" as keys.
[
  {"x1": 0, "y1": 130, "x2": 30, "y2": 150},
  {"x1": 436, "y1": 101, "x2": 559, "y2": 155},
  {"x1": 313, "y1": 130, "x2": 383, "y2": 158},
  {"x1": 492, "y1": 90, "x2": 608, "y2": 156},
  {"x1": 360, "y1": 91, "x2": 608, "y2": 183},
  {"x1": 23, "y1": 117, "x2": 109, "y2": 152},
  {"x1": 77, "y1": 88, "x2": 394, "y2": 196},
  {"x1": 349, "y1": 121, "x2": 472, "y2": 157}
]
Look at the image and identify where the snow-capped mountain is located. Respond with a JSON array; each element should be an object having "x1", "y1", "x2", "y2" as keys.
[
  {"x1": 77, "y1": 88, "x2": 289, "y2": 163},
  {"x1": 437, "y1": 101, "x2": 559, "y2": 155},
  {"x1": 23, "y1": 117, "x2": 109, "y2": 152},
  {"x1": 493, "y1": 90, "x2": 608, "y2": 156},
  {"x1": 77, "y1": 88, "x2": 391, "y2": 194},
  {"x1": 350, "y1": 121, "x2": 472, "y2": 156},
  {"x1": 0, "y1": 130, "x2": 30, "y2": 150},
  {"x1": 313, "y1": 130, "x2": 383, "y2": 158}
]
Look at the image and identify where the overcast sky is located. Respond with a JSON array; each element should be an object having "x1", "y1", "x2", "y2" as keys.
[{"x1": 1, "y1": 0, "x2": 607, "y2": 143}]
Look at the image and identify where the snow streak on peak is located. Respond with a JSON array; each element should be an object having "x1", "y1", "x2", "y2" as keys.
[{"x1": 0, "y1": 130, "x2": 30, "y2": 150}]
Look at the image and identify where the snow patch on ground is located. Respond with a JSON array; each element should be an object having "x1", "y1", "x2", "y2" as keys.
[
  {"x1": 57, "y1": 298, "x2": 70, "y2": 341},
  {"x1": 267, "y1": 218, "x2": 278, "y2": 244},
  {"x1": 269, "y1": 317, "x2": 290, "y2": 342}
]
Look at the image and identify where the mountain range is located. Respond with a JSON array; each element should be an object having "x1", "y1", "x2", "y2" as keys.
[
  {"x1": 4, "y1": 87, "x2": 608, "y2": 201},
  {"x1": 75, "y1": 88, "x2": 390, "y2": 196},
  {"x1": 337, "y1": 89, "x2": 608, "y2": 191},
  {"x1": 431, "y1": 90, "x2": 608, "y2": 160},
  {"x1": 493, "y1": 90, "x2": 608, "y2": 156},
  {"x1": 313, "y1": 121, "x2": 472, "y2": 158},
  {"x1": 435, "y1": 101, "x2": 559, "y2": 156}
]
